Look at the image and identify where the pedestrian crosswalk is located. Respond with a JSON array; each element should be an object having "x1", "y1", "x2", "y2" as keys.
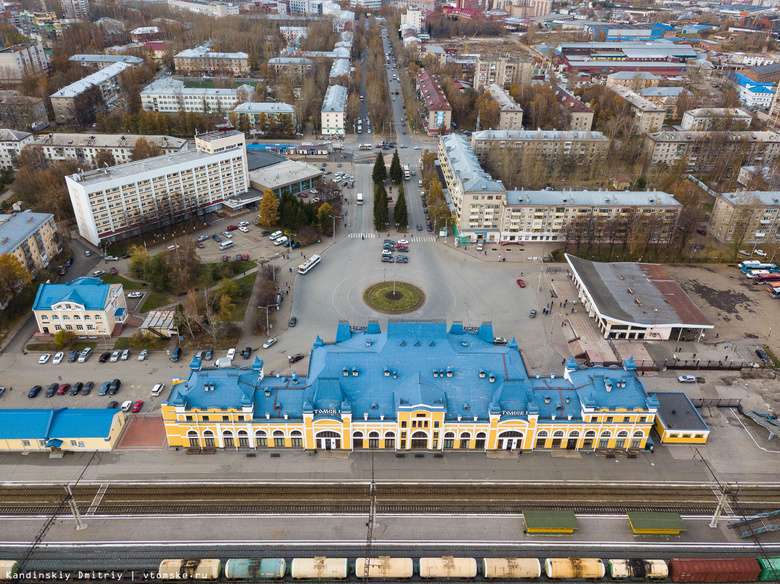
[{"x1": 347, "y1": 233, "x2": 436, "y2": 242}]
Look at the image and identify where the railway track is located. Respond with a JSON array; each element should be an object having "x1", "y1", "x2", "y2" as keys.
[{"x1": 0, "y1": 483, "x2": 777, "y2": 517}]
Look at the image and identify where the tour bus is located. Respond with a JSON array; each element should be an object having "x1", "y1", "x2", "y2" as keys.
[
  {"x1": 356, "y1": 192, "x2": 364, "y2": 205},
  {"x1": 298, "y1": 254, "x2": 322, "y2": 275},
  {"x1": 219, "y1": 240, "x2": 234, "y2": 251},
  {"x1": 359, "y1": 143, "x2": 372, "y2": 150},
  {"x1": 756, "y1": 273, "x2": 780, "y2": 284}
]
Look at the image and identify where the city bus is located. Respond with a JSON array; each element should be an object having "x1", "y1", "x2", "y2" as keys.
[
  {"x1": 359, "y1": 143, "x2": 372, "y2": 150},
  {"x1": 756, "y1": 273, "x2": 780, "y2": 284},
  {"x1": 403, "y1": 164, "x2": 410, "y2": 180},
  {"x1": 356, "y1": 192, "x2": 364, "y2": 205},
  {"x1": 298, "y1": 254, "x2": 321, "y2": 275}
]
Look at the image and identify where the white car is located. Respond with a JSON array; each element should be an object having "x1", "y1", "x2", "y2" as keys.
[
  {"x1": 678, "y1": 375, "x2": 697, "y2": 383},
  {"x1": 398, "y1": 239, "x2": 409, "y2": 245},
  {"x1": 227, "y1": 348, "x2": 236, "y2": 360},
  {"x1": 414, "y1": 146, "x2": 422, "y2": 150},
  {"x1": 110, "y1": 349, "x2": 122, "y2": 362},
  {"x1": 127, "y1": 291, "x2": 144, "y2": 298},
  {"x1": 263, "y1": 337, "x2": 277, "y2": 349},
  {"x1": 755, "y1": 249, "x2": 768, "y2": 257},
  {"x1": 238, "y1": 221, "x2": 249, "y2": 227},
  {"x1": 222, "y1": 231, "x2": 232, "y2": 238},
  {"x1": 151, "y1": 383, "x2": 165, "y2": 397},
  {"x1": 39, "y1": 353, "x2": 51, "y2": 364},
  {"x1": 52, "y1": 351, "x2": 64, "y2": 365},
  {"x1": 738, "y1": 250, "x2": 751, "y2": 256},
  {"x1": 121, "y1": 400, "x2": 132, "y2": 412},
  {"x1": 138, "y1": 349, "x2": 148, "y2": 361},
  {"x1": 105, "y1": 255, "x2": 119, "y2": 261},
  {"x1": 121, "y1": 349, "x2": 130, "y2": 361},
  {"x1": 239, "y1": 226, "x2": 249, "y2": 233}
]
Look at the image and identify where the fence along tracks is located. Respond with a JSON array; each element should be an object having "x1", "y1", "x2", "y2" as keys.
[{"x1": 0, "y1": 483, "x2": 778, "y2": 516}]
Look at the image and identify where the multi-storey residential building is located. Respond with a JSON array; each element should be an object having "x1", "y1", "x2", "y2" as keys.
[
  {"x1": 742, "y1": 63, "x2": 780, "y2": 84},
  {"x1": 60, "y1": 0, "x2": 89, "y2": 19},
  {"x1": 280, "y1": 26, "x2": 308, "y2": 42},
  {"x1": 400, "y1": 7, "x2": 422, "y2": 30},
  {"x1": 69, "y1": 54, "x2": 144, "y2": 70},
  {"x1": 0, "y1": 90, "x2": 48, "y2": 131},
  {"x1": 34, "y1": 133, "x2": 187, "y2": 166},
  {"x1": 438, "y1": 133, "x2": 506, "y2": 238},
  {"x1": 129, "y1": 27, "x2": 160, "y2": 42},
  {"x1": 486, "y1": 84, "x2": 523, "y2": 131},
  {"x1": 0, "y1": 129, "x2": 33, "y2": 169},
  {"x1": 509, "y1": 0, "x2": 552, "y2": 18},
  {"x1": 232, "y1": 102, "x2": 296, "y2": 135},
  {"x1": 417, "y1": 71, "x2": 452, "y2": 135},
  {"x1": 321, "y1": 84, "x2": 347, "y2": 136},
  {"x1": 501, "y1": 189, "x2": 680, "y2": 244},
  {"x1": 174, "y1": 43, "x2": 250, "y2": 76},
  {"x1": 0, "y1": 43, "x2": 49, "y2": 82},
  {"x1": 709, "y1": 190, "x2": 780, "y2": 245},
  {"x1": 473, "y1": 56, "x2": 533, "y2": 90},
  {"x1": 65, "y1": 131, "x2": 248, "y2": 246},
  {"x1": 162, "y1": 321, "x2": 664, "y2": 453},
  {"x1": 0, "y1": 210, "x2": 60, "y2": 284},
  {"x1": 50, "y1": 62, "x2": 130, "y2": 124},
  {"x1": 605, "y1": 71, "x2": 660, "y2": 91},
  {"x1": 552, "y1": 85, "x2": 594, "y2": 132},
  {"x1": 470, "y1": 130, "x2": 610, "y2": 167},
  {"x1": 638, "y1": 86, "x2": 688, "y2": 118},
  {"x1": 329, "y1": 58, "x2": 350, "y2": 81},
  {"x1": 730, "y1": 72, "x2": 774, "y2": 109},
  {"x1": 167, "y1": 0, "x2": 239, "y2": 17},
  {"x1": 268, "y1": 57, "x2": 314, "y2": 80},
  {"x1": 610, "y1": 85, "x2": 665, "y2": 134},
  {"x1": 140, "y1": 78, "x2": 254, "y2": 114},
  {"x1": 644, "y1": 131, "x2": 780, "y2": 171},
  {"x1": 34, "y1": 277, "x2": 128, "y2": 337},
  {"x1": 681, "y1": 108, "x2": 752, "y2": 131}
]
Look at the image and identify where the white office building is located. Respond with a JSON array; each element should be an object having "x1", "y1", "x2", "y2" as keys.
[
  {"x1": 140, "y1": 78, "x2": 254, "y2": 114},
  {"x1": 321, "y1": 84, "x2": 347, "y2": 136},
  {"x1": 66, "y1": 131, "x2": 248, "y2": 246}
]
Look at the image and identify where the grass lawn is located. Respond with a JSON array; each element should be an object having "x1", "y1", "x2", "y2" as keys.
[
  {"x1": 197, "y1": 261, "x2": 256, "y2": 288},
  {"x1": 141, "y1": 291, "x2": 173, "y2": 312},
  {"x1": 100, "y1": 274, "x2": 146, "y2": 289},
  {"x1": 182, "y1": 79, "x2": 216, "y2": 89},
  {"x1": 27, "y1": 341, "x2": 97, "y2": 351}
]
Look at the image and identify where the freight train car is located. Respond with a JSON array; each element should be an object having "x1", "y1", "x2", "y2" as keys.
[
  {"x1": 354, "y1": 557, "x2": 414, "y2": 579},
  {"x1": 669, "y1": 557, "x2": 761, "y2": 582},
  {"x1": 158, "y1": 559, "x2": 222, "y2": 580},
  {"x1": 545, "y1": 558, "x2": 606, "y2": 579},
  {"x1": 224, "y1": 558, "x2": 286, "y2": 580},
  {"x1": 758, "y1": 557, "x2": 780, "y2": 581},
  {"x1": 608, "y1": 559, "x2": 669, "y2": 580},
  {"x1": 419, "y1": 557, "x2": 477, "y2": 578},
  {"x1": 482, "y1": 558, "x2": 542, "y2": 579},
  {"x1": 0, "y1": 561, "x2": 19, "y2": 581},
  {"x1": 290, "y1": 557, "x2": 349, "y2": 579}
]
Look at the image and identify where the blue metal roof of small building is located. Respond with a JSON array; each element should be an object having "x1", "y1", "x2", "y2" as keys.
[
  {"x1": 0, "y1": 408, "x2": 120, "y2": 440},
  {"x1": 33, "y1": 277, "x2": 111, "y2": 311},
  {"x1": 165, "y1": 322, "x2": 659, "y2": 423}
]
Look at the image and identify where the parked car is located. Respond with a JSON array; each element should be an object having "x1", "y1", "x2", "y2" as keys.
[
  {"x1": 529, "y1": 309, "x2": 537, "y2": 318},
  {"x1": 205, "y1": 348, "x2": 213, "y2": 361},
  {"x1": 381, "y1": 256, "x2": 393, "y2": 263},
  {"x1": 99, "y1": 351, "x2": 111, "y2": 363},
  {"x1": 756, "y1": 249, "x2": 768, "y2": 257},
  {"x1": 222, "y1": 231, "x2": 232, "y2": 238},
  {"x1": 107, "y1": 401, "x2": 119, "y2": 409},
  {"x1": 222, "y1": 255, "x2": 229, "y2": 262},
  {"x1": 696, "y1": 228, "x2": 707, "y2": 236},
  {"x1": 288, "y1": 353, "x2": 304, "y2": 363},
  {"x1": 756, "y1": 348, "x2": 771, "y2": 363},
  {"x1": 109, "y1": 378, "x2": 121, "y2": 395},
  {"x1": 395, "y1": 255, "x2": 408, "y2": 264},
  {"x1": 417, "y1": 224, "x2": 422, "y2": 231},
  {"x1": 289, "y1": 316, "x2": 297, "y2": 327},
  {"x1": 56, "y1": 383, "x2": 70, "y2": 395},
  {"x1": 28, "y1": 385, "x2": 42, "y2": 398},
  {"x1": 78, "y1": 347, "x2": 92, "y2": 363},
  {"x1": 109, "y1": 267, "x2": 118, "y2": 275},
  {"x1": 39, "y1": 353, "x2": 51, "y2": 364},
  {"x1": 68, "y1": 350, "x2": 80, "y2": 363},
  {"x1": 131, "y1": 400, "x2": 144, "y2": 413},
  {"x1": 226, "y1": 225, "x2": 238, "y2": 231},
  {"x1": 476, "y1": 243, "x2": 483, "y2": 251},
  {"x1": 59, "y1": 265, "x2": 68, "y2": 276},
  {"x1": 197, "y1": 235, "x2": 210, "y2": 242},
  {"x1": 241, "y1": 346, "x2": 252, "y2": 359},
  {"x1": 494, "y1": 337, "x2": 508, "y2": 345},
  {"x1": 127, "y1": 291, "x2": 144, "y2": 299},
  {"x1": 85, "y1": 250, "x2": 91, "y2": 256},
  {"x1": 81, "y1": 381, "x2": 94, "y2": 395},
  {"x1": 65, "y1": 257, "x2": 74, "y2": 267},
  {"x1": 678, "y1": 375, "x2": 696, "y2": 383},
  {"x1": 106, "y1": 255, "x2": 119, "y2": 261},
  {"x1": 121, "y1": 400, "x2": 132, "y2": 412},
  {"x1": 110, "y1": 350, "x2": 121, "y2": 363},
  {"x1": 170, "y1": 347, "x2": 182, "y2": 362},
  {"x1": 93, "y1": 270, "x2": 106, "y2": 277},
  {"x1": 227, "y1": 348, "x2": 236, "y2": 360},
  {"x1": 70, "y1": 382, "x2": 83, "y2": 396},
  {"x1": 517, "y1": 279, "x2": 525, "y2": 288},
  {"x1": 263, "y1": 337, "x2": 277, "y2": 349},
  {"x1": 239, "y1": 226, "x2": 249, "y2": 233},
  {"x1": 121, "y1": 349, "x2": 130, "y2": 361},
  {"x1": 45, "y1": 383, "x2": 59, "y2": 397},
  {"x1": 238, "y1": 221, "x2": 249, "y2": 227},
  {"x1": 52, "y1": 351, "x2": 64, "y2": 365},
  {"x1": 151, "y1": 383, "x2": 165, "y2": 397},
  {"x1": 138, "y1": 349, "x2": 148, "y2": 361},
  {"x1": 212, "y1": 234, "x2": 222, "y2": 242},
  {"x1": 98, "y1": 381, "x2": 111, "y2": 396}
]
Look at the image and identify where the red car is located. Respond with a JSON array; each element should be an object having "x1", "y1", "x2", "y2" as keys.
[
  {"x1": 242, "y1": 254, "x2": 249, "y2": 260},
  {"x1": 226, "y1": 225, "x2": 238, "y2": 231},
  {"x1": 297, "y1": 193, "x2": 308, "y2": 198},
  {"x1": 517, "y1": 279, "x2": 525, "y2": 288},
  {"x1": 131, "y1": 400, "x2": 144, "y2": 413},
  {"x1": 197, "y1": 242, "x2": 205, "y2": 248},
  {"x1": 288, "y1": 353, "x2": 304, "y2": 363},
  {"x1": 59, "y1": 265, "x2": 68, "y2": 276},
  {"x1": 109, "y1": 267, "x2": 118, "y2": 275},
  {"x1": 57, "y1": 383, "x2": 71, "y2": 395},
  {"x1": 222, "y1": 255, "x2": 229, "y2": 262}
]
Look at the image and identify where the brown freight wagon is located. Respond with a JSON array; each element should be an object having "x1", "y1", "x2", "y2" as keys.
[{"x1": 669, "y1": 558, "x2": 762, "y2": 582}]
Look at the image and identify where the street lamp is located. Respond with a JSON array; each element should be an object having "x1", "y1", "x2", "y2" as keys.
[
  {"x1": 259, "y1": 304, "x2": 276, "y2": 337},
  {"x1": 333, "y1": 214, "x2": 342, "y2": 240}
]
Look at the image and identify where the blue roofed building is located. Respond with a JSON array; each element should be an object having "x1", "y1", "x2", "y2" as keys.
[
  {"x1": 0, "y1": 408, "x2": 126, "y2": 452},
  {"x1": 33, "y1": 276, "x2": 128, "y2": 338},
  {"x1": 729, "y1": 72, "x2": 774, "y2": 109},
  {"x1": 162, "y1": 321, "x2": 661, "y2": 453}
]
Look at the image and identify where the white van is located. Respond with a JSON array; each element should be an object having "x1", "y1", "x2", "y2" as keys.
[
  {"x1": 274, "y1": 236, "x2": 288, "y2": 246},
  {"x1": 219, "y1": 240, "x2": 234, "y2": 251},
  {"x1": 269, "y1": 231, "x2": 282, "y2": 240}
]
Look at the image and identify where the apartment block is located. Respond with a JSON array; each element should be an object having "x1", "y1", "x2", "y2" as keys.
[
  {"x1": 610, "y1": 85, "x2": 665, "y2": 134},
  {"x1": 66, "y1": 131, "x2": 248, "y2": 246},
  {"x1": 401, "y1": 7, "x2": 422, "y2": 30},
  {"x1": 60, "y1": 0, "x2": 89, "y2": 19},
  {"x1": 0, "y1": 210, "x2": 60, "y2": 287},
  {"x1": 0, "y1": 90, "x2": 48, "y2": 131},
  {"x1": 470, "y1": 130, "x2": 610, "y2": 167},
  {"x1": 232, "y1": 102, "x2": 296, "y2": 134},
  {"x1": 0, "y1": 43, "x2": 49, "y2": 82},
  {"x1": 645, "y1": 131, "x2": 780, "y2": 172},
  {"x1": 710, "y1": 190, "x2": 780, "y2": 244},
  {"x1": 279, "y1": 26, "x2": 308, "y2": 42},
  {"x1": 34, "y1": 133, "x2": 187, "y2": 166},
  {"x1": 486, "y1": 84, "x2": 523, "y2": 131},
  {"x1": 0, "y1": 129, "x2": 34, "y2": 170},
  {"x1": 605, "y1": 71, "x2": 660, "y2": 91},
  {"x1": 50, "y1": 62, "x2": 130, "y2": 124},
  {"x1": 69, "y1": 54, "x2": 144, "y2": 70},
  {"x1": 681, "y1": 108, "x2": 752, "y2": 131},
  {"x1": 321, "y1": 84, "x2": 347, "y2": 136},
  {"x1": 140, "y1": 78, "x2": 255, "y2": 114},
  {"x1": 174, "y1": 43, "x2": 250, "y2": 76},
  {"x1": 417, "y1": 71, "x2": 452, "y2": 135},
  {"x1": 268, "y1": 57, "x2": 314, "y2": 80},
  {"x1": 167, "y1": 0, "x2": 239, "y2": 17},
  {"x1": 552, "y1": 85, "x2": 594, "y2": 132},
  {"x1": 638, "y1": 86, "x2": 688, "y2": 118},
  {"x1": 473, "y1": 56, "x2": 533, "y2": 91}
]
